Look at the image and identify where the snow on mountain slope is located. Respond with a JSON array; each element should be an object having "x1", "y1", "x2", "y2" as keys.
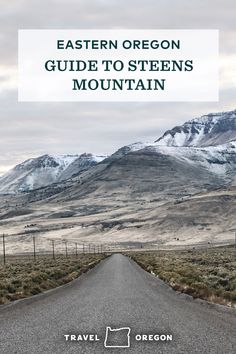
[
  {"x1": 107, "y1": 137, "x2": 236, "y2": 183},
  {"x1": 59, "y1": 153, "x2": 107, "y2": 181},
  {"x1": 0, "y1": 153, "x2": 106, "y2": 194},
  {"x1": 155, "y1": 110, "x2": 236, "y2": 147},
  {"x1": 143, "y1": 140, "x2": 236, "y2": 182},
  {"x1": 107, "y1": 142, "x2": 151, "y2": 162}
]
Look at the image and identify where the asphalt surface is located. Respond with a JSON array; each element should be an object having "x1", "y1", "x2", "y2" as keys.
[{"x1": 0, "y1": 254, "x2": 235, "y2": 354}]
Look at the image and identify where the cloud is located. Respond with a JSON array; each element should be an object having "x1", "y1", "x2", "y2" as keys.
[
  {"x1": 0, "y1": 65, "x2": 18, "y2": 92},
  {"x1": 220, "y1": 54, "x2": 236, "y2": 89}
]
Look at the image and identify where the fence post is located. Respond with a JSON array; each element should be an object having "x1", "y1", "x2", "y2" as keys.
[
  {"x1": 2, "y1": 233, "x2": 6, "y2": 265},
  {"x1": 52, "y1": 240, "x2": 55, "y2": 260},
  {"x1": 33, "y1": 236, "x2": 36, "y2": 262}
]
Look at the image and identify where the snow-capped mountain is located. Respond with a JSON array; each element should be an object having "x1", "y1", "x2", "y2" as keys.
[
  {"x1": 155, "y1": 110, "x2": 236, "y2": 147},
  {"x1": 1, "y1": 108, "x2": 236, "y2": 195},
  {"x1": 0, "y1": 153, "x2": 106, "y2": 194},
  {"x1": 101, "y1": 110, "x2": 236, "y2": 193}
]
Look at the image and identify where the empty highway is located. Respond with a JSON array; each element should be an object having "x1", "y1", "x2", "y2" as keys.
[{"x1": 0, "y1": 254, "x2": 235, "y2": 354}]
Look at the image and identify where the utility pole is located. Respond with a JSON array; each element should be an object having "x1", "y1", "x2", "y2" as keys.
[
  {"x1": 75, "y1": 243, "x2": 78, "y2": 257},
  {"x1": 83, "y1": 244, "x2": 85, "y2": 255},
  {"x1": 234, "y1": 232, "x2": 236, "y2": 259},
  {"x1": 52, "y1": 240, "x2": 55, "y2": 260},
  {"x1": 33, "y1": 236, "x2": 36, "y2": 262},
  {"x1": 2, "y1": 233, "x2": 6, "y2": 265},
  {"x1": 65, "y1": 241, "x2": 68, "y2": 258}
]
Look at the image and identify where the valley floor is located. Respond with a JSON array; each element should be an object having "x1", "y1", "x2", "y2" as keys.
[{"x1": 0, "y1": 186, "x2": 235, "y2": 255}]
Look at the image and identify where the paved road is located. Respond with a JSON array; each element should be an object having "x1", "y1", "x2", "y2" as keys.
[{"x1": 0, "y1": 254, "x2": 235, "y2": 354}]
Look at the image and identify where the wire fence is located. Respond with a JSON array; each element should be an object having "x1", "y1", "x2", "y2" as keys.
[
  {"x1": 1, "y1": 232, "x2": 236, "y2": 265},
  {"x1": 0, "y1": 233, "x2": 113, "y2": 265}
]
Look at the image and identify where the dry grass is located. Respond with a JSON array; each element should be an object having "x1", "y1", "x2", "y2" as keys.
[
  {"x1": 129, "y1": 246, "x2": 236, "y2": 307},
  {"x1": 0, "y1": 254, "x2": 106, "y2": 305}
]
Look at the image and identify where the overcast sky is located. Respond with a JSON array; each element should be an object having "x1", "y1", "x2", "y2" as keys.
[{"x1": 0, "y1": 0, "x2": 236, "y2": 174}]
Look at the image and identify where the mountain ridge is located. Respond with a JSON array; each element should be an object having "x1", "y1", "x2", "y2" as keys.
[
  {"x1": 0, "y1": 108, "x2": 236, "y2": 195},
  {"x1": 0, "y1": 153, "x2": 107, "y2": 194},
  {"x1": 155, "y1": 109, "x2": 236, "y2": 147}
]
